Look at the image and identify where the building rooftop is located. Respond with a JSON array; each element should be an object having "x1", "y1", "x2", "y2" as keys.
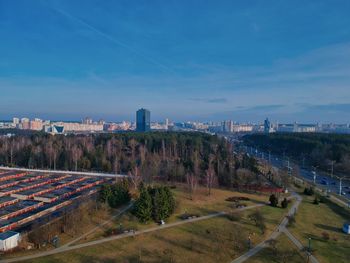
[{"x1": 0, "y1": 231, "x2": 19, "y2": 240}]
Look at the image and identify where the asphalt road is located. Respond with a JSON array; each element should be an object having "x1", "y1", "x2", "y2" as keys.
[{"x1": 245, "y1": 148, "x2": 350, "y2": 201}]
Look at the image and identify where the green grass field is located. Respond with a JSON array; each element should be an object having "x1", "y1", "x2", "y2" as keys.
[
  {"x1": 76, "y1": 185, "x2": 273, "y2": 243},
  {"x1": 23, "y1": 187, "x2": 290, "y2": 263},
  {"x1": 247, "y1": 233, "x2": 305, "y2": 263},
  {"x1": 289, "y1": 193, "x2": 350, "y2": 263}
]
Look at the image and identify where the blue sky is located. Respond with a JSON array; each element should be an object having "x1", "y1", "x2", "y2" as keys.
[{"x1": 0, "y1": 0, "x2": 350, "y2": 123}]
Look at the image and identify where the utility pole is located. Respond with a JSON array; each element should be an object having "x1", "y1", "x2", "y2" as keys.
[
  {"x1": 339, "y1": 177, "x2": 343, "y2": 196},
  {"x1": 312, "y1": 167, "x2": 317, "y2": 184}
]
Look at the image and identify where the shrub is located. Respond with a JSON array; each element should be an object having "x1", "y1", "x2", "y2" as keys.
[
  {"x1": 322, "y1": 232, "x2": 330, "y2": 241},
  {"x1": 304, "y1": 187, "x2": 314, "y2": 196},
  {"x1": 269, "y1": 194, "x2": 278, "y2": 207},
  {"x1": 313, "y1": 196, "x2": 319, "y2": 205},
  {"x1": 281, "y1": 198, "x2": 288, "y2": 208},
  {"x1": 227, "y1": 212, "x2": 242, "y2": 222},
  {"x1": 319, "y1": 195, "x2": 327, "y2": 203},
  {"x1": 249, "y1": 210, "x2": 266, "y2": 234}
]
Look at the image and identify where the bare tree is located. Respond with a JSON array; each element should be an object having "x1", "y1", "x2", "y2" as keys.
[
  {"x1": 186, "y1": 172, "x2": 198, "y2": 200},
  {"x1": 129, "y1": 165, "x2": 142, "y2": 190},
  {"x1": 71, "y1": 145, "x2": 82, "y2": 171},
  {"x1": 128, "y1": 138, "x2": 137, "y2": 160},
  {"x1": 205, "y1": 154, "x2": 216, "y2": 195}
]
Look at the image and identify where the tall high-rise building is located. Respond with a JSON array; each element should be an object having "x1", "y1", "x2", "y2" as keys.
[
  {"x1": 13, "y1": 117, "x2": 19, "y2": 125},
  {"x1": 264, "y1": 118, "x2": 272, "y2": 133},
  {"x1": 136, "y1": 108, "x2": 151, "y2": 132},
  {"x1": 222, "y1": 120, "x2": 233, "y2": 133}
]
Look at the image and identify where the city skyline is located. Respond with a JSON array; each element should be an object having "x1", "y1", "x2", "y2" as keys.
[{"x1": 1, "y1": 1, "x2": 350, "y2": 122}]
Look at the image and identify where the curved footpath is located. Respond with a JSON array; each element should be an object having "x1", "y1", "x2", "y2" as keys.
[{"x1": 231, "y1": 192, "x2": 319, "y2": 263}]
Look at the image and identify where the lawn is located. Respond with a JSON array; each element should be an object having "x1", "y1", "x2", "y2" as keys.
[
  {"x1": 23, "y1": 186, "x2": 291, "y2": 263},
  {"x1": 247, "y1": 233, "x2": 305, "y2": 263},
  {"x1": 75, "y1": 185, "x2": 275, "y2": 243},
  {"x1": 288, "y1": 193, "x2": 350, "y2": 263},
  {"x1": 26, "y1": 205, "x2": 288, "y2": 263}
]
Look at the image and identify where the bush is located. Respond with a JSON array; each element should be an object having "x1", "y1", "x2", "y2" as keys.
[
  {"x1": 281, "y1": 198, "x2": 288, "y2": 208},
  {"x1": 313, "y1": 196, "x2": 319, "y2": 205},
  {"x1": 319, "y1": 195, "x2": 327, "y2": 203},
  {"x1": 249, "y1": 210, "x2": 266, "y2": 234},
  {"x1": 304, "y1": 187, "x2": 314, "y2": 196},
  {"x1": 322, "y1": 232, "x2": 330, "y2": 241},
  {"x1": 269, "y1": 194, "x2": 278, "y2": 207},
  {"x1": 227, "y1": 212, "x2": 242, "y2": 222}
]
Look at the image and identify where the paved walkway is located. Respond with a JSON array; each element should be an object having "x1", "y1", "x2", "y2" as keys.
[
  {"x1": 61, "y1": 202, "x2": 134, "y2": 248},
  {"x1": 0, "y1": 204, "x2": 264, "y2": 263},
  {"x1": 283, "y1": 229, "x2": 319, "y2": 263},
  {"x1": 231, "y1": 193, "x2": 320, "y2": 263}
]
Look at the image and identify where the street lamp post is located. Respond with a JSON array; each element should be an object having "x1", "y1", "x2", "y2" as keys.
[{"x1": 312, "y1": 166, "x2": 318, "y2": 184}]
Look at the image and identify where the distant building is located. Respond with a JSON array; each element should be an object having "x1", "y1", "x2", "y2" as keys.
[
  {"x1": 222, "y1": 120, "x2": 233, "y2": 133},
  {"x1": 20, "y1": 118, "x2": 30, "y2": 130},
  {"x1": 232, "y1": 124, "x2": 254, "y2": 133},
  {"x1": 83, "y1": 117, "x2": 93, "y2": 125},
  {"x1": 30, "y1": 118, "x2": 43, "y2": 131},
  {"x1": 136, "y1": 108, "x2": 151, "y2": 132},
  {"x1": 12, "y1": 117, "x2": 19, "y2": 126},
  {"x1": 264, "y1": 118, "x2": 274, "y2": 133},
  {"x1": 277, "y1": 123, "x2": 316, "y2": 133}
]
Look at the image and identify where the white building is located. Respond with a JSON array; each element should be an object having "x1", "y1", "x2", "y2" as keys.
[
  {"x1": 12, "y1": 117, "x2": 20, "y2": 125},
  {"x1": 0, "y1": 231, "x2": 20, "y2": 251},
  {"x1": 232, "y1": 124, "x2": 254, "y2": 133}
]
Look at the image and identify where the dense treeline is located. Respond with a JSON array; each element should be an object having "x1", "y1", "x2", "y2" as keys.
[
  {"x1": 0, "y1": 132, "x2": 244, "y2": 187},
  {"x1": 243, "y1": 133, "x2": 350, "y2": 175}
]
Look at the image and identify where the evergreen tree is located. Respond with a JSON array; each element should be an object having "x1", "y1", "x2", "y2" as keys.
[
  {"x1": 269, "y1": 194, "x2": 278, "y2": 207},
  {"x1": 133, "y1": 188, "x2": 152, "y2": 223},
  {"x1": 281, "y1": 198, "x2": 288, "y2": 208}
]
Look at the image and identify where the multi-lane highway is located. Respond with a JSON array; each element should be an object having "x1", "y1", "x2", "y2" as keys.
[{"x1": 241, "y1": 145, "x2": 350, "y2": 201}]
